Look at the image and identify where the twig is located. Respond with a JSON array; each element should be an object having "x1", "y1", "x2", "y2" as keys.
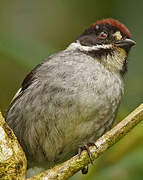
[{"x1": 27, "y1": 104, "x2": 143, "y2": 180}]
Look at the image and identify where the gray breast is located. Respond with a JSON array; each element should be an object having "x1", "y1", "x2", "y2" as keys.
[
  {"x1": 32, "y1": 51, "x2": 124, "y2": 163},
  {"x1": 5, "y1": 50, "x2": 124, "y2": 170}
]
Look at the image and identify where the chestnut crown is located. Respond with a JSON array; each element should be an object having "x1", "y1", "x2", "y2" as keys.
[{"x1": 77, "y1": 18, "x2": 133, "y2": 48}]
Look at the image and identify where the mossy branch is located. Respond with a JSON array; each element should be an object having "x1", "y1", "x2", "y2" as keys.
[
  {"x1": 1, "y1": 104, "x2": 143, "y2": 179},
  {"x1": 0, "y1": 112, "x2": 27, "y2": 180}
]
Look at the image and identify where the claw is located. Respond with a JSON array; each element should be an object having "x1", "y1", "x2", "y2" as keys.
[
  {"x1": 78, "y1": 142, "x2": 97, "y2": 164},
  {"x1": 81, "y1": 166, "x2": 88, "y2": 174}
]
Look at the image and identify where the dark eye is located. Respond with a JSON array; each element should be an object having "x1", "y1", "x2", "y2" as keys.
[{"x1": 98, "y1": 32, "x2": 108, "y2": 39}]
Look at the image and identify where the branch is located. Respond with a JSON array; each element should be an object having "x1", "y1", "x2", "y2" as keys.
[
  {"x1": 0, "y1": 112, "x2": 27, "y2": 179},
  {"x1": 27, "y1": 103, "x2": 143, "y2": 180}
]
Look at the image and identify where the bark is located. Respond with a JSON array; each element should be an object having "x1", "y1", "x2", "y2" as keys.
[{"x1": 0, "y1": 112, "x2": 27, "y2": 180}]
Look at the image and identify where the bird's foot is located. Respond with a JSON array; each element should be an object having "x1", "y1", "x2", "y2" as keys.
[
  {"x1": 78, "y1": 142, "x2": 97, "y2": 163},
  {"x1": 78, "y1": 142, "x2": 97, "y2": 174},
  {"x1": 81, "y1": 165, "x2": 88, "y2": 174}
]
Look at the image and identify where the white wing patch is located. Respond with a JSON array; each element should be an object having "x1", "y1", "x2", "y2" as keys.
[{"x1": 11, "y1": 88, "x2": 22, "y2": 103}]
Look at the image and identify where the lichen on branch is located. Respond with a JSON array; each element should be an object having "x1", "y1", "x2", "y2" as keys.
[{"x1": 0, "y1": 113, "x2": 27, "y2": 180}]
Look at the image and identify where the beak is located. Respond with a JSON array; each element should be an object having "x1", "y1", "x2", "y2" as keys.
[{"x1": 115, "y1": 38, "x2": 136, "y2": 48}]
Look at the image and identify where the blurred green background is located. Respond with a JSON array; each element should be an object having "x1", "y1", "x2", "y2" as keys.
[{"x1": 0, "y1": 1, "x2": 143, "y2": 179}]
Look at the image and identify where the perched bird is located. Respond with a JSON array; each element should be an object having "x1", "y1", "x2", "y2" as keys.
[{"x1": 5, "y1": 18, "x2": 136, "y2": 177}]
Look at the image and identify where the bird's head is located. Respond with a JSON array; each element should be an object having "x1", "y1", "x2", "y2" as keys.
[{"x1": 72, "y1": 18, "x2": 136, "y2": 75}]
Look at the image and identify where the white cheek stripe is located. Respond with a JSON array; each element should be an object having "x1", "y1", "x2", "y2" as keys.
[{"x1": 67, "y1": 40, "x2": 113, "y2": 52}]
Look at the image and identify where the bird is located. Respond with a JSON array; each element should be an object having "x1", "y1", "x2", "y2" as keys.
[{"x1": 5, "y1": 18, "x2": 136, "y2": 177}]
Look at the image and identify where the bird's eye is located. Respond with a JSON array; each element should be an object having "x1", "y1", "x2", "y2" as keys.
[{"x1": 98, "y1": 32, "x2": 108, "y2": 39}]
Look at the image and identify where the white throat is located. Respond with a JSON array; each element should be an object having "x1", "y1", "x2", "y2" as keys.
[{"x1": 66, "y1": 40, "x2": 127, "y2": 74}]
